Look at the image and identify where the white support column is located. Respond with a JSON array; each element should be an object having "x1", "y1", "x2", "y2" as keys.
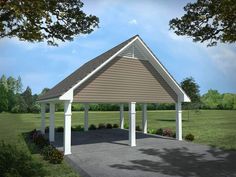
[
  {"x1": 49, "y1": 102, "x2": 55, "y2": 142},
  {"x1": 40, "y1": 103, "x2": 46, "y2": 134},
  {"x1": 84, "y1": 104, "x2": 89, "y2": 131},
  {"x1": 176, "y1": 101, "x2": 182, "y2": 140},
  {"x1": 64, "y1": 100, "x2": 72, "y2": 155},
  {"x1": 129, "y1": 102, "x2": 136, "y2": 147},
  {"x1": 142, "y1": 103, "x2": 147, "y2": 134},
  {"x1": 120, "y1": 104, "x2": 124, "y2": 129}
]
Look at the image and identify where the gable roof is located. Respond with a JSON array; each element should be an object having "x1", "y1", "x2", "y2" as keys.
[
  {"x1": 38, "y1": 35, "x2": 138, "y2": 101},
  {"x1": 38, "y1": 35, "x2": 190, "y2": 102}
]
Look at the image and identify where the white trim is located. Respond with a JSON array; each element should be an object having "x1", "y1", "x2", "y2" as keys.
[
  {"x1": 136, "y1": 37, "x2": 190, "y2": 102},
  {"x1": 59, "y1": 36, "x2": 139, "y2": 100}
]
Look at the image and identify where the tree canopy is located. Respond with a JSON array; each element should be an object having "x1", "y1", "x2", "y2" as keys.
[
  {"x1": 0, "y1": 0, "x2": 99, "y2": 46},
  {"x1": 169, "y1": 0, "x2": 236, "y2": 46},
  {"x1": 181, "y1": 77, "x2": 200, "y2": 103}
]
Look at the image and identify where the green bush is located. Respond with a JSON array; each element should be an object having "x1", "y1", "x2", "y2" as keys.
[
  {"x1": 49, "y1": 148, "x2": 64, "y2": 164},
  {"x1": 89, "y1": 124, "x2": 97, "y2": 130},
  {"x1": 156, "y1": 128, "x2": 163, "y2": 135},
  {"x1": 41, "y1": 145, "x2": 54, "y2": 161},
  {"x1": 106, "y1": 123, "x2": 113, "y2": 129},
  {"x1": 41, "y1": 145, "x2": 63, "y2": 164},
  {"x1": 0, "y1": 141, "x2": 46, "y2": 177},
  {"x1": 136, "y1": 125, "x2": 141, "y2": 131},
  {"x1": 148, "y1": 128, "x2": 156, "y2": 134},
  {"x1": 185, "y1": 133, "x2": 195, "y2": 141},
  {"x1": 45, "y1": 126, "x2": 49, "y2": 133},
  {"x1": 113, "y1": 123, "x2": 119, "y2": 128},
  {"x1": 72, "y1": 125, "x2": 84, "y2": 131},
  {"x1": 56, "y1": 126, "x2": 64, "y2": 132},
  {"x1": 124, "y1": 123, "x2": 129, "y2": 129},
  {"x1": 98, "y1": 123, "x2": 106, "y2": 129}
]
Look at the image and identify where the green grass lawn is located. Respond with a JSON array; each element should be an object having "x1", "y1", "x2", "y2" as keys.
[{"x1": 0, "y1": 110, "x2": 235, "y2": 176}]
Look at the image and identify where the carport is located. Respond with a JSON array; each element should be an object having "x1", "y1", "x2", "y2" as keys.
[{"x1": 38, "y1": 35, "x2": 190, "y2": 155}]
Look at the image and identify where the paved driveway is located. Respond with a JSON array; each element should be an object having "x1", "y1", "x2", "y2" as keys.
[{"x1": 52, "y1": 129, "x2": 236, "y2": 177}]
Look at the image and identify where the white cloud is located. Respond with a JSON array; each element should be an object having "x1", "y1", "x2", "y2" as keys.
[{"x1": 128, "y1": 19, "x2": 138, "y2": 25}]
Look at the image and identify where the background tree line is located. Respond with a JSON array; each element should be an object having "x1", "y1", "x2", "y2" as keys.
[{"x1": 0, "y1": 75, "x2": 235, "y2": 113}]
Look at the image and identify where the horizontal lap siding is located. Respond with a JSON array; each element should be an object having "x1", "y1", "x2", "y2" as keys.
[{"x1": 74, "y1": 57, "x2": 177, "y2": 103}]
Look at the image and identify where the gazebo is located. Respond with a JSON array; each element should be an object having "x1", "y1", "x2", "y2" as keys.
[{"x1": 38, "y1": 35, "x2": 190, "y2": 155}]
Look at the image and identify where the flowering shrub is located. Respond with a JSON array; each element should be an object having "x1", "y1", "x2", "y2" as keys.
[
  {"x1": 30, "y1": 129, "x2": 49, "y2": 148},
  {"x1": 136, "y1": 125, "x2": 141, "y2": 131},
  {"x1": 41, "y1": 145, "x2": 63, "y2": 164},
  {"x1": 162, "y1": 128, "x2": 174, "y2": 137},
  {"x1": 156, "y1": 128, "x2": 163, "y2": 135}
]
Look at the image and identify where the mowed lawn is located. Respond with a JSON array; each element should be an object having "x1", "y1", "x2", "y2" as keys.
[
  {"x1": 0, "y1": 110, "x2": 236, "y2": 150},
  {"x1": 0, "y1": 110, "x2": 235, "y2": 177}
]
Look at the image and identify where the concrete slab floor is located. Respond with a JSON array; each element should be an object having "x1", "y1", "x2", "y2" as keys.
[{"x1": 51, "y1": 129, "x2": 236, "y2": 177}]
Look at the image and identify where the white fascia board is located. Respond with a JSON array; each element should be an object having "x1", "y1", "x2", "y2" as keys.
[
  {"x1": 59, "y1": 36, "x2": 139, "y2": 100},
  {"x1": 37, "y1": 97, "x2": 59, "y2": 103},
  {"x1": 136, "y1": 37, "x2": 191, "y2": 102}
]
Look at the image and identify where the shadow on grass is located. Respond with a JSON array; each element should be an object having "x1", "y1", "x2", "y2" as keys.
[{"x1": 110, "y1": 147, "x2": 236, "y2": 177}]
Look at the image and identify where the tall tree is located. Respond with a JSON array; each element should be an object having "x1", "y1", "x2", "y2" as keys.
[
  {"x1": 169, "y1": 0, "x2": 236, "y2": 46},
  {"x1": 201, "y1": 89, "x2": 222, "y2": 109},
  {"x1": 7, "y1": 76, "x2": 16, "y2": 93},
  {"x1": 16, "y1": 76, "x2": 23, "y2": 93},
  {"x1": 0, "y1": 0, "x2": 99, "y2": 46},
  {"x1": 181, "y1": 77, "x2": 200, "y2": 103},
  {"x1": 0, "y1": 83, "x2": 8, "y2": 112},
  {"x1": 21, "y1": 86, "x2": 33, "y2": 112},
  {"x1": 0, "y1": 75, "x2": 8, "y2": 90}
]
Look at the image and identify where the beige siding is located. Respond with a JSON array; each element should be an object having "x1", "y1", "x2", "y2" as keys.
[{"x1": 74, "y1": 57, "x2": 177, "y2": 103}]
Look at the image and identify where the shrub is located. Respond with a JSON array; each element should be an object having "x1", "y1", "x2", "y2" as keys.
[
  {"x1": 136, "y1": 125, "x2": 141, "y2": 131},
  {"x1": 156, "y1": 128, "x2": 163, "y2": 135},
  {"x1": 72, "y1": 125, "x2": 84, "y2": 131},
  {"x1": 89, "y1": 124, "x2": 97, "y2": 130},
  {"x1": 106, "y1": 123, "x2": 113, "y2": 129},
  {"x1": 41, "y1": 145, "x2": 63, "y2": 164},
  {"x1": 148, "y1": 128, "x2": 156, "y2": 134},
  {"x1": 41, "y1": 145, "x2": 54, "y2": 161},
  {"x1": 162, "y1": 128, "x2": 174, "y2": 137},
  {"x1": 124, "y1": 123, "x2": 129, "y2": 129},
  {"x1": 185, "y1": 133, "x2": 194, "y2": 141},
  {"x1": 98, "y1": 123, "x2": 106, "y2": 129},
  {"x1": 172, "y1": 132, "x2": 176, "y2": 138},
  {"x1": 0, "y1": 141, "x2": 46, "y2": 177},
  {"x1": 113, "y1": 123, "x2": 119, "y2": 128},
  {"x1": 45, "y1": 126, "x2": 49, "y2": 133},
  {"x1": 56, "y1": 126, "x2": 64, "y2": 132},
  {"x1": 49, "y1": 148, "x2": 64, "y2": 164},
  {"x1": 30, "y1": 129, "x2": 49, "y2": 148}
]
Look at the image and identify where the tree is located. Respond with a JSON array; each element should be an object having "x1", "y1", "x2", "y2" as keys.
[
  {"x1": 0, "y1": 83, "x2": 8, "y2": 112},
  {"x1": 169, "y1": 0, "x2": 236, "y2": 46},
  {"x1": 21, "y1": 86, "x2": 33, "y2": 112},
  {"x1": 201, "y1": 89, "x2": 222, "y2": 109},
  {"x1": 7, "y1": 76, "x2": 16, "y2": 93},
  {"x1": 181, "y1": 77, "x2": 200, "y2": 103},
  {"x1": 16, "y1": 76, "x2": 23, "y2": 93},
  {"x1": 0, "y1": 0, "x2": 99, "y2": 46},
  {"x1": 0, "y1": 75, "x2": 8, "y2": 90}
]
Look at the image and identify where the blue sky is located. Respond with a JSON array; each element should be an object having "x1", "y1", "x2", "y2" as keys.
[{"x1": 0, "y1": 0, "x2": 236, "y2": 95}]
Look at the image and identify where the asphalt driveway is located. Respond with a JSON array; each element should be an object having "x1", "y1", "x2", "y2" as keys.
[{"x1": 52, "y1": 129, "x2": 236, "y2": 177}]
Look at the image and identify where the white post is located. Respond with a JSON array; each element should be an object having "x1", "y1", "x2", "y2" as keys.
[
  {"x1": 64, "y1": 100, "x2": 72, "y2": 155},
  {"x1": 120, "y1": 104, "x2": 124, "y2": 129},
  {"x1": 41, "y1": 103, "x2": 46, "y2": 134},
  {"x1": 142, "y1": 103, "x2": 147, "y2": 134},
  {"x1": 49, "y1": 102, "x2": 55, "y2": 142},
  {"x1": 84, "y1": 104, "x2": 89, "y2": 131},
  {"x1": 176, "y1": 101, "x2": 182, "y2": 140},
  {"x1": 129, "y1": 102, "x2": 136, "y2": 147}
]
